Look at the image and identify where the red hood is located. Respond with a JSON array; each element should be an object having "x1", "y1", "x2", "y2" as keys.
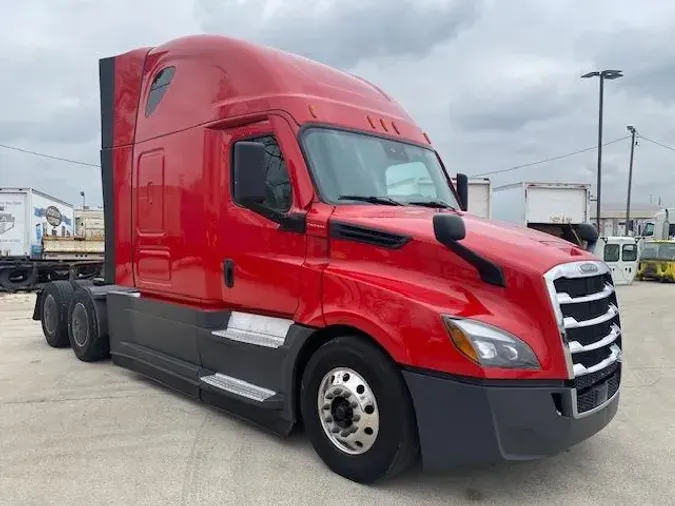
[{"x1": 330, "y1": 206, "x2": 596, "y2": 275}]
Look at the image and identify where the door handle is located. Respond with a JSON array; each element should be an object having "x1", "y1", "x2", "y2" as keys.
[{"x1": 224, "y1": 259, "x2": 235, "y2": 288}]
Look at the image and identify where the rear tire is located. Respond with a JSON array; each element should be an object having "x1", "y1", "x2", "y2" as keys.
[
  {"x1": 40, "y1": 281, "x2": 74, "y2": 348},
  {"x1": 67, "y1": 288, "x2": 110, "y2": 362},
  {"x1": 300, "y1": 335, "x2": 419, "y2": 483}
]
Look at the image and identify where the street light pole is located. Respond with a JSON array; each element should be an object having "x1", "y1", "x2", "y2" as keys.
[
  {"x1": 625, "y1": 125, "x2": 637, "y2": 235},
  {"x1": 581, "y1": 69, "x2": 623, "y2": 231}
]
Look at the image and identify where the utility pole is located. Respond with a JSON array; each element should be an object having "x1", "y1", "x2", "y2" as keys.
[
  {"x1": 581, "y1": 69, "x2": 623, "y2": 230},
  {"x1": 625, "y1": 126, "x2": 637, "y2": 235}
]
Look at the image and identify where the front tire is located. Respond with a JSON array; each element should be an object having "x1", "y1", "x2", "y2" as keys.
[{"x1": 300, "y1": 335, "x2": 418, "y2": 483}]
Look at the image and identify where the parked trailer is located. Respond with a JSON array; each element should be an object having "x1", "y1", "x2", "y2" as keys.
[
  {"x1": 452, "y1": 177, "x2": 491, "y2": 219},
  {"x1": 33, "y1": 35, "x2": 620, "y2": 484},
  {"x1": 0, "y1": 188, "x2": 103, "y2": 292},
  {"x1": 492, "y1": 182, "x2": 595, "y2": 248}
]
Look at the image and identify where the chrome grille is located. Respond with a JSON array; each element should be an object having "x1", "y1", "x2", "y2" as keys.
[{"x1": 544, "y1": 260, "x2": 622, "y2": 417}]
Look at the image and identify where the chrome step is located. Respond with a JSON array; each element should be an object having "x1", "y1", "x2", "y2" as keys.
[{"x1": 200, "y1": 373, "x2": 276, "y2": 402}]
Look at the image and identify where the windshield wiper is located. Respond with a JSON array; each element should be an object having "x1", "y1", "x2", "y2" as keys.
[
  {"x1": 338, "y1": 195, "x2": 404, "y2": 206},
  {"x1": 407, "y1": 200, "x2": 454, "y2": 209}
]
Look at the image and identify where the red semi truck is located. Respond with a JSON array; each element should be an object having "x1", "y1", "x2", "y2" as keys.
[{"x1": 32, "y1": 35, "x2": 621, "y2": 484}]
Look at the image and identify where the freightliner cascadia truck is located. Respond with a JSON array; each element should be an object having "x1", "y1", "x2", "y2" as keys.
[{"x1": 32, "y1": 35, "x2": 622, "y2": 484}]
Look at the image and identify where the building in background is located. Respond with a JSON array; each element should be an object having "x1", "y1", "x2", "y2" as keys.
[{"x1": 589, "y1": 201, "x2": 663, "y2": 236}]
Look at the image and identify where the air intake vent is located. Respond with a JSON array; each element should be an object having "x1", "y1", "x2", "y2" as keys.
[{"x1": 329, "y1": 221, "x2": 411, "y2": 249}]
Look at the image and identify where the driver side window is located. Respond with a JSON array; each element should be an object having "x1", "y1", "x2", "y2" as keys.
[{"x1": 232, "y1": 135, "x2": 292, "y2": 213}]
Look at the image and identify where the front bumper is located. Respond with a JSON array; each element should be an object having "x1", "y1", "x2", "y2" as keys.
[{"x1": 402, "y1": 368, "x2": 620, "y2": 472}]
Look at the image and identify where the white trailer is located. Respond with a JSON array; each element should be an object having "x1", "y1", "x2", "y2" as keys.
[
  {"x1": 492, "y1": 182, "x2": 593, "y2": 245},
  {"x1": 0, "y1": 187, "x2": 75, "y2": 258},
  {"x1": 0, "y1": 188, "x2": 103, "y2": 292},
  {"x1": 451, "y1": 177, "x2": 492, "y2": 219}
]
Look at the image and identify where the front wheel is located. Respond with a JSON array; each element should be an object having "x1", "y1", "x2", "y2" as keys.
[{"x1": 300, "y1": 336, "x2": 419, "y2": 483}]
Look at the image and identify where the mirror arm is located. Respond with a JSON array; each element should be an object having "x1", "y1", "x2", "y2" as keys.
[{"x1": 243, "y1": 201, "x2": 307, "y2": 233}]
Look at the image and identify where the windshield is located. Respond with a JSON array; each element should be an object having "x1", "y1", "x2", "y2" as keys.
[
  {"x1": 300, "y1": 127, "x2": 460, "y2": 208},
  {"x1": 641, "y1": 243, "x2": 675, "y2": 261}
]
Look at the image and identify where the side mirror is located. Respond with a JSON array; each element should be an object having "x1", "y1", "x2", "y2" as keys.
[
  {"x1": 233, "y1": 141, "x2": 267, "y2": 205},
  {"x1": 455, "y1": 173, "x2": 468, "y2": 211},
  {"x1": 577, "y1": 222, "x2": 599, "y2": 252},
  {"x1": 433, "y1": 214, "x2": 466, "y2": 243}
]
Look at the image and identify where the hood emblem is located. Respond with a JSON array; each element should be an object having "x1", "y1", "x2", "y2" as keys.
[{"x1": 578, "y1": 263, "x2": 599, "y2": 274}]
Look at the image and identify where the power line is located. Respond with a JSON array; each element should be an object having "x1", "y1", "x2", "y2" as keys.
[
  {"x1": 0, "y1": 143, "x2": 100, "y2": 168},
  {"x1": 1, "y1": 132, "x2": 672, "y2": 179},
  {"x1": 639, "y1": 135, "x2": 675, "y2": 153},
  {"x1": 470, "y1": 136, "x2": 631, "y2": 177}
]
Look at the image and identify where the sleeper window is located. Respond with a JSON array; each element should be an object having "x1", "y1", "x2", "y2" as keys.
[{"x1": 145, "y1": 66, "x2": 176, "y2": 117}]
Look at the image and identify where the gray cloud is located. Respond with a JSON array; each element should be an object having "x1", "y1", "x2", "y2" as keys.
[
  {"x1": 195, "y1": 0, "x2": 483, "y2": 69},
  {"x1": 0, "y1": 0, "x2": 674, "y2": 210},
  {"x1": 579, "y1": 28, "x2": 675, "y2": 106},
  {"x1": 453, "y1": 86, "x2": 580, "y2": 132}
]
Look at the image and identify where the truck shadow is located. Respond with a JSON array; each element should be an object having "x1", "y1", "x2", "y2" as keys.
[{"x1": 133, "y1": 372, "x2": 603, "y2": 503}]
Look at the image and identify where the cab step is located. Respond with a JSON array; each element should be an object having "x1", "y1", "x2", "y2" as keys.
[{"x1": 199, "y1": 372, "x2": 284, "y2": 409}]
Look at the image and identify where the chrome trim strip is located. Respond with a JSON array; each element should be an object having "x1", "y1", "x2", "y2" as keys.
[
  {"x1": 573, "y1": 344, "x2": 622, "y2": 377},
  {"x1": 109, "y1": 290, "x2": 140, "y2": 298},
  {"x1": 564, "y1": 303, "x2": 618, "y2": 329},
  {"x1": 557, "y1": 283, "x2": 614, "y2": 304},
  {"x1": 569, "y1": 324, "x2": 621, "y2": 354},
  {"x1": 545, "y1": 260, "x2": 611, "y2": 280}
]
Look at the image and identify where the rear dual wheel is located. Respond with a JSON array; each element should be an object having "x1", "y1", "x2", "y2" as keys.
[
  {"x1": 67, "y1": 288, "x2": 109, "y2": 362},
  {"x1": 300, "y1": 336, "x2": 419, "y2": 483},
  {"x1": 40, "y1": 281, "x2": 74, "y2": 348}
]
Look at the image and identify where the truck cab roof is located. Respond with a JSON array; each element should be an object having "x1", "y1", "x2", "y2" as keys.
[{"x1": 105, "y1": 34, "x2": 429, "y2": 149}]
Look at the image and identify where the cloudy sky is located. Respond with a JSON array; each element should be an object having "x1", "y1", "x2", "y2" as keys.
[{"x1": 1, "y1": 0, "x2": 674, "y2": 210}]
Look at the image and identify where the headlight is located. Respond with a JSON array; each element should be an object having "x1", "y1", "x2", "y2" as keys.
[{"x1": 442, "y1": 316, "x2": 540, "y2": 369}]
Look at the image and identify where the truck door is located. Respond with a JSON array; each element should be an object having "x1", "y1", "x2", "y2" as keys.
[
  {"x1": 218, "y1": 118, "x2": 306, "y2": 318},
  {"x1": 620, "y1": 241, "x2": 638, "y2": 285},
  {"x1": 601, "y1": 239, "x2": 637, "y2": 285},
  {"x1": 601, "y1": 239, "x2": 623, "y2": 284}
]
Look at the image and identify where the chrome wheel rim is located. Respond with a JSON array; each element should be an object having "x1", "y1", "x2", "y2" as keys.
[{"x1": 317, "y1": 367, "x2": 380, "y2": 455}]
